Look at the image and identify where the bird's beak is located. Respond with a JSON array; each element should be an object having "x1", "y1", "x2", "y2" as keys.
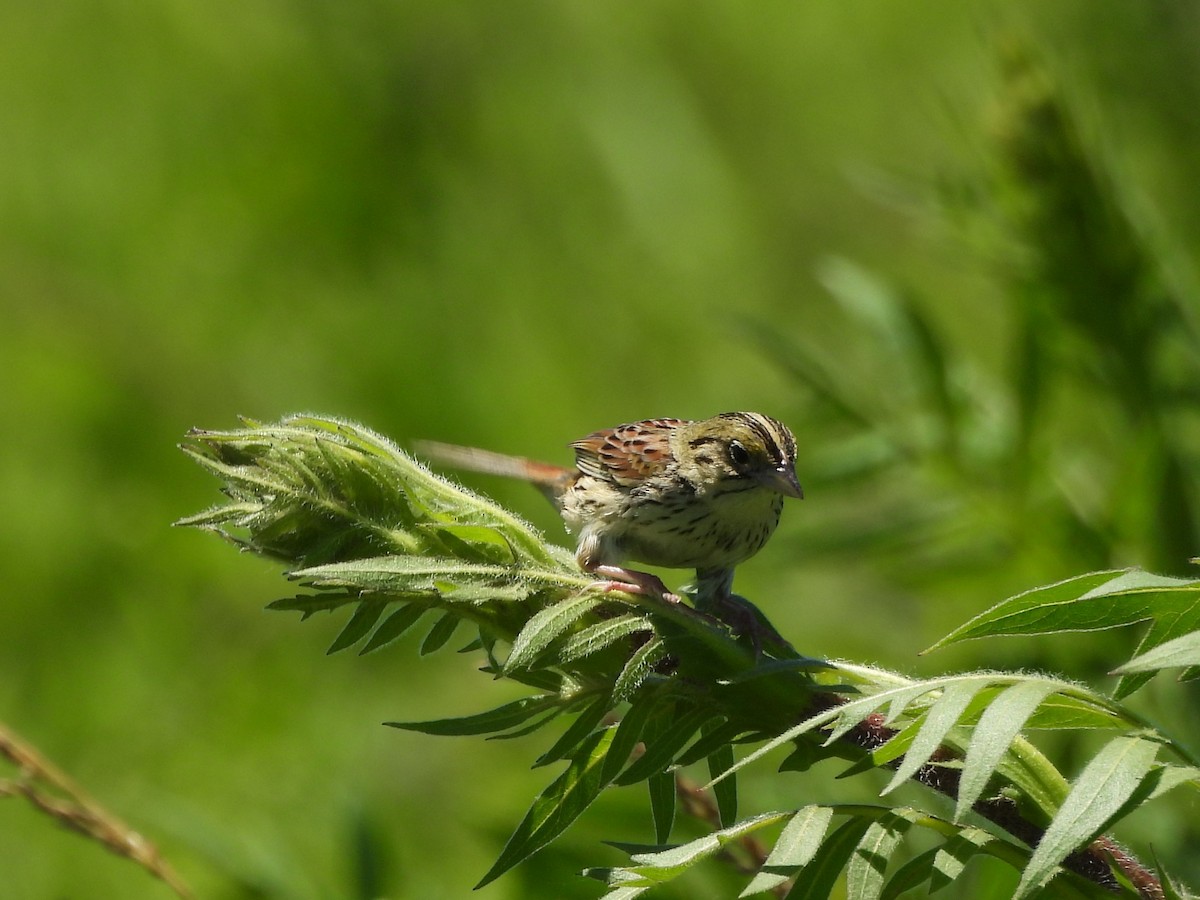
[{"x1": 757, "y1": 465, "x2": 804, "y2": 499}]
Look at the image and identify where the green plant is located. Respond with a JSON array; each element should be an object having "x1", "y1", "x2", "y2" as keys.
[{"x1": 179, "y1": 414, "x2": 1200, "y2": 899}]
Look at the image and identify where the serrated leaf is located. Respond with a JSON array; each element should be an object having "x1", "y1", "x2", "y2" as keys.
[
  {"x1": 879, "y1": 846, "x2": 941, "y2": 900},
  {"x1": 421, "y1": 523, "x2": 516, "y2": 563},
  {"x1": 599, "y1": 886, "x2": 652, "y2": 900},
  {"x1": 293, "y1": 555, "x2": 531, "y2": 597},
  {"x1": 676, "y1": 719, "x2": 740, "y2": 768},
  {"x1": 1142, "y1": 763, "x2": 1200, "y2": 802},
  {"x1": 740, "y1": 805, "x2": 833, "y2": 897},
  {"x1": 599, "y1": 888, "x2": 651, "y2": 900},
  {"x1": 557, "y1": 614, "x2": 652, "y2": 666},
  {"x1": 785, "y1": 817, "x2": 874, "y2": 900},
  {"x1": 419, "y1": 610, "x2": 460, "y2": 655},
  {"x1": 956, "y1": 680, "x2": 1060, "y2": 821},
  {"x1": 476, "y1": 728, "x2": 616, "y2": 888},
  {"x1": 925, "y1": 569, "x2": 1186, "y2": 651},
  {"x1": 883, "y1": 680, "x2": 984, "y2": 795},
  {"x1": 616, "y1": 704, "x2": 718, "y2": 786},
  {"x1": 327, "y1": 597, "x2": 389, "y2": 654},
  {"x1": 625, "y1": 812, "x2": 790, "y2": 881},
  {"x1": 1014, "y1": 735, "x2": 1159, "y2": 899},
  {"x1": 1113, "y1": 629, "x2": 1200, "y2": 674},
  {"x1": 385, "y1": 695, "x2": 558, "y2": 736},
  {"x1": 613, "y1": 637, "x2": 667, "y2": 703},
  {"x1": 1151, "y1": 847, "x2": 1188, "y2": 900},
  {"x1": 359, "y1": 603, "x2": 430, "y2": 654},
  {"x1": 925, "y1": 569, "x2": 1200, "y2": 699},
  {"x1": 723, "y1": 697, "x2": 872, "y2": 783},
  {"x1": 601, "y1": 690, "x2": 666, "y2": 785},
  {"x1": 826, "y1": 684, "x2": 937, "y2": 746},
  {"x1": 878, "y1": 824, "x2": 997, "y2": 900},
  {"x1": 534, "y1": 693, "x2": 612, "y2": 768},
  {"x1": 267, "y1": 592, "x2": 359, "y2": 619},
  {"x1": 1021, "y1": 692, "x2": 1128, "y2": 731},
  {"x1": 485, "y1": 710, "x2": 563, "y2": 741},
  {"x1": 649, "y1": 771, "x2": 675, "y2": 844},
  {"x1": 863, "y1": 717, "x2": 926, "y2": 772},
  {"x1": 777, "y1": 741, "x2": 824, "y2": 774},
  {"x1": 845, "y1": 809, "x2": 918, "y2": 900},
  {"x1": 505, "y1": 594, "x2": 602, "y2": 672},
  {"x1": 930, "y1": 826, "x2": 994, "y2": 892},
  {"x1": 706, "y1": 731, "x2": 737, "y2": 827}
]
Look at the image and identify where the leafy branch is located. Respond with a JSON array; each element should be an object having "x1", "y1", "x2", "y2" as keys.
[{"x1": 180, "y1": 415, "x2": 1200, "y2": 899}]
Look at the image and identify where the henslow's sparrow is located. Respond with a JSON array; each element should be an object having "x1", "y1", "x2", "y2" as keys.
[{"x1": 417, "y1": 412, "x2": 802, "y2": 613}]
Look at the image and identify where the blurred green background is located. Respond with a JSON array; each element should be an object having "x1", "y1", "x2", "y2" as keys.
[{"x1": 3, "y1": 2, "x2": 1200, "y2": 897}]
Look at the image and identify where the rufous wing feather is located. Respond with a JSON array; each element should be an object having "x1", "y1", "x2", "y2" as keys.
[{"x1": 570, "y1": 418, "x2": 687, "y2": 486}]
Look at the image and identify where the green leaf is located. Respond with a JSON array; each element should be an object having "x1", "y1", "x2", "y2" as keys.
[
  {"x1": 826, "y1": 684, "x2": 937, "y2": 745},
  {"x1": 740, "y1": 805, "x2": 833, "y2": 897},
  {"x1": 1014, "y1": 735, "x2": 1159, "y2": 899},
  {"x1": 486, "y1": 710, "x2": 563, "y2": 741},
  {"x1": 505, "y1": 594, "x2": 602, "y2": 672},
  {"x1": 1141, "y1": 763, "x2": 1200, "y2": 802},
  {"x1": 1153, "y1": 847, "x2": 1189, "y2": 900},
  {"x1": 534, "y1": 694, "x2": 612, "y2": 768},
  {"x1": 878, "y1": 825, "x2": 996, "y2": 899},
  {"x1": 723, "y1": 689, "x2": 899, "y2": 785},
  {"x1": 956, "y1": 680, "x2": 1059, "y2": 821},
  {"x1": 648, "y1": 771, "x2": 675, "y2": 844},
  {"x1": 613, "y1": 637, "x2": 667, "y2": 703},
  {"x1": 1021, "y1": 692, "x2": 1129, "y2": 731},
  {"x1": 601, "y1": 690, "x2": 666, "y2": 785},
  {"x1": 616, "y1": 704, "x2": 718, "y2": 786},
  {"x1": 930, "y1": 826, "x2": 995, "y2": 893},
  {"x1": 785, "y1": 817, "x2": 874, "y2": 900},
  {"x1": 620, "y1": 812, "x2": 791, "y2": 884},
  {"x1": 676, "y1": 719, "x2": 741, "y2": 768},
  {"x1": 925, "y1": 569, "x2": 1200, "y2": 698},
  {"x1": 476, "y1": 728, "x2": 616, "y2": 888},
  {"x1": 882, "y1": 680, "x2": 984, "y2": 795},
  {"x1": 706, "y1": 730, "x2": 737, "y2": 828},
  {"x1": 418, "y1": 610, "x2": 460, "y2": 655},
  {"x1": 557, "y1": 614, "x2": 652, "y2": 666},
  {"x1": 845, "y1": 809, "x2": 918, "y2": 900},
  {"x1": 266, "y1": 592, "x2": 360, "y2": 619},
  {"x1": 879, "y1": 846, "x2": 941, "y2": 900},
  {"x1": 599, "y1": 887, "x2": 651, "y2": 900},
  {"x1": 836, "y1": 718, "x2": 924, "y2": 782},
  {"x1": 359, "y1": 603, "x2": 430, "y2": 654},
  {"x1": 1113, "y1": 629, "x2": 1200, "y2": 674},
  {"x1": 385, "y1": 695, "x2": 558, "y2": 736},
  {"x1": 327, "y1": 597, "x2": 389, "y2": 654},
  {"x1": 926, "y1": 570, "x2": 1132, "y2": 652},
  {"x1": 420, "y1": 523, "x2": 516, "y2": 564}
]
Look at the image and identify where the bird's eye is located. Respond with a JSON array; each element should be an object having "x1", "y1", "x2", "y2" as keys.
[{"x1": 728, "y1": 441, "x2": 752, "y2": 470}]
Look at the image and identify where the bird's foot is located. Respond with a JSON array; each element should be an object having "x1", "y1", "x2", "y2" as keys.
[
  {"x1": 708, "y1": 593, "x2": 794, "y2": 658},
  {"x1": 590, "y1": 565, "x2": 684, "y2": 605}
]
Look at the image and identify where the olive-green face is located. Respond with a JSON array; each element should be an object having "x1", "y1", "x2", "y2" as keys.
[{"x1": 682, "y1": 412, "x2": 803, "y2": 498}]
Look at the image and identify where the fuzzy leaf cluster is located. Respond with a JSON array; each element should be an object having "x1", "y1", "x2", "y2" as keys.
[{"x1": 181, "y1": 415, "x2": 1199, "y2": 898}]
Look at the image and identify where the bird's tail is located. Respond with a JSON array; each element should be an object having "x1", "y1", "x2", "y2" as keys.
[{"x1": 414, "y1": 439, "x2": 574, "y2": 503}]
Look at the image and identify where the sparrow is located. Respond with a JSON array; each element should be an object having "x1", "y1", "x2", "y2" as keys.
[{"x1": 417, "y1": 412, "x2": 802, "y2": 614}]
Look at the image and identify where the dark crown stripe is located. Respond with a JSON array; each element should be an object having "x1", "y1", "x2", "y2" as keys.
[{"x1": 719, "y1": 412, "x2": 792, "y2": 464}]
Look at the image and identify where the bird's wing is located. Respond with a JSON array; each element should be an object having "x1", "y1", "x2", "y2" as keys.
[{"x1": 570, "y1": 418, "x2": 687, "y2": 486}]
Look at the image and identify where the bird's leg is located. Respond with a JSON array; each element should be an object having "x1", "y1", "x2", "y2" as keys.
[
  {"x1": 693, "y1": 567, "x2": 794, "y2": 656},
  {"x1": 590, "y1": 565, "x2": 684, "y2": 605},
  {"x1": 576, "y1": 529, "x2": 686, "y2": 605}
]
